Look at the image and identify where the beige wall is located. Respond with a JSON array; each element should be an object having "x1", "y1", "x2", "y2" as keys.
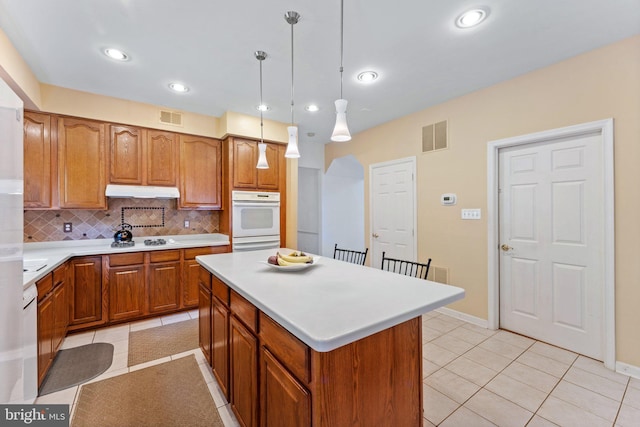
[
  {"x1": 0, "y1": 28, "x2": 41, "y2": 109},
  {"x1": 326, "y1": 35, "x2": 640, "y2": 366}
]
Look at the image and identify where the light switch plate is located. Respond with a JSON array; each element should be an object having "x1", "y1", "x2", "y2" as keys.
[{"x1": 461, "y1": 209, "x2": 481, "y2": 220}]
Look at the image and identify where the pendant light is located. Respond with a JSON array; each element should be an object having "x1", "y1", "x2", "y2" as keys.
[
  {"x1": 284, "y1": 11, "x2": 301, "y2": 158},
  {"x1": 255, "y1": 51, "x2": 269, "y2": 169},
  {"x1": 331, "y1": 0, "x2": 351, "y2": 142}
]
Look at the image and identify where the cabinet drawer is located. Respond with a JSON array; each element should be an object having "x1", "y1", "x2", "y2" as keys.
[
  {"x1": 149, "y1": 250, "x2": 180, "y2": 263},
  {"x1": 230, "y1": 290, "x2": 257, "y2": 333},
  {"x1": 52, "y1": 264, "x2": 67, "y2": 286},
  {"x1": 109, "y1": 252, "x2": 144, "y2": 267},
  {"x1": 259, "y1": 312, "x2": 310, "y2": 383},
  {"x1": 198, "y1": 266, "x2": 211, "y2": 291},
  {"x1": 184, "y1": 245, "x2": 229, "y2": 260},
  {"x1": 36, "y1": 273, "x2": 53, "y2": 301},
  {"x1": 212, "y1": 275, "x2": 229, "y2": 306}
]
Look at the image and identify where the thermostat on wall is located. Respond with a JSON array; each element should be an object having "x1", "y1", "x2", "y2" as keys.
[{"x1": 441, "y1": 193, "x2": 457, "y2": 205}]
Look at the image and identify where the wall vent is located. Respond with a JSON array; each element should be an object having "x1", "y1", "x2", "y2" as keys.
[
  {"x1": 422, "y1": 120, "x2": 448, "y2": 152},
  {"x1": 159, "y1": 110, "x2": 183, "y2": 126},
  {"x1": 428, "y1": 265, "x2": 449, "y2": 284}
]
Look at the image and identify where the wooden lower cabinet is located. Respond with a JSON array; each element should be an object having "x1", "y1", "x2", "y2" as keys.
[
  {"x1": 52, "y1": 281, "x2": 68, "y2": 352},
  {"x1": 109, "y1": 264, "x2": 145, "y2": 321},
  {"x1": 148, "y1": 260, "x2": 181, "y2": 313},
  {"x1": 212, "y1": 297, "x2": 229, "y2": 399},
  {"x1": 68, "y1": 256, "x2": 104, "y2": 330},
  {"x1": 230, "y1": 316, "x2": 258, "y2": 427},
  {"x1": 37, "y1": 292, "x2": 54, "y2": 386},
  {"x1": 260, "y1": 348, "x2": 310, "y2": 427},
  {"x1": 183, "y1": 246, "x2": 230, "y2": 309},
  {"x1": 198, "y1": 283, "x2": 212, "y2": 365}
]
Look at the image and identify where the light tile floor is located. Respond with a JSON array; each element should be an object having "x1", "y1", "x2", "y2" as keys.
[{"x1": 36, "y1": 310, "x2": 640, "y2": 427}]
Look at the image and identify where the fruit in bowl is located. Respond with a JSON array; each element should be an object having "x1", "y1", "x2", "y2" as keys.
[{"x1": 268, "y1": 251, "x2": 313, "y2": 266}]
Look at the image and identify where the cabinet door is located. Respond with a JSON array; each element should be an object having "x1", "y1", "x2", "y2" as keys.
[
  {"x1": 183, "y1": 259, "x2": 201, "y2": 308},
  {"x1": 198, "y1": 283, "x2": 212, "y2": 365},
  {"x1": 110, "y1": 125, "x2": 143, "y2": 184},
  {"x1": 260, "y1": 348, "x2": 310, "y2": 427},
  {"x1": 24, "y1": 112, "x2": 54, "y2": 208},
  {"x1": 230, "y1": 316, "x2": 258, "y2": 427},
  {"x1": 69, "y1": 256, "x2": 104, "y2": 327},
  {"x1": 256, "y1": 143, "x2": 279, "y2": 190},
  {"x1": 58, "y1": 117, "x2": 107, "y2": 209},
  {"x1": 233, "y1": 139, "x2": 258, "y2": 189},
  {"x1": 52, "y1": 281, "x2": 68, "y2": 352},
  {"x1": 147, "y1": 130, "x2": 177, "y2": 186},
  {"x1": 148, "y1": 261, "x2": 181, "y2": 313},
  {"x1": 179, "y1": 136, "x2": 222, "y2": 209},
  {"x1": 37, "y1": 293, "x2": 54, "y2": 386},
  {"x1": 108, "y1": 264, "x2": 146, "y2": 321},
  {"x1": 212, "y1": 298, "x2": 230, "y2": 400}
]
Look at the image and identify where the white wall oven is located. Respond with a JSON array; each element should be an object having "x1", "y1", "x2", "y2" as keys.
[{"x1": 232, "y1": 191, "x2": 280, "y2": 252}]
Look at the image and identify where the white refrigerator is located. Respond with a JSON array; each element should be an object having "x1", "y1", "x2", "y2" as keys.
[{"x1": 0, "y1": 77, "x2": 24, "y2": 403}]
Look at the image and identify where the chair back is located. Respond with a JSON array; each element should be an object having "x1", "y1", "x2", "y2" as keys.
[
  {"x1": 381, "y1": 252, "x2": 431, "y2": 280},
  {"x1": 333, "y1": 244, "x2": 368, "y2": 266}
]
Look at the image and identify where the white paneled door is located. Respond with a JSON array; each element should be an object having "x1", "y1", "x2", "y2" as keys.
[
  {"x1": 499, "y1": 133, "x2": 604, "y2": 360},
  {"x1": 370, "y1": 157, "x2": 416, "y2": 269}
]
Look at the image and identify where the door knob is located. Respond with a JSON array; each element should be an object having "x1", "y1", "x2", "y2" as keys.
[
  {"x1": 372, "y1": 233, "x2": 379, "y2": 238},
  {"x1": 501, "y1": 244, "x2": 512, "y2": 251}
]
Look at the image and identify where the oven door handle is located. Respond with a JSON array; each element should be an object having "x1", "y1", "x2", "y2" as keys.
[
  {"x1": 233, "y1": 241, "x2": 280, "y2": 250},
  {"x1": 232, "y1": 202, "x2": 280, "y2": 207}
]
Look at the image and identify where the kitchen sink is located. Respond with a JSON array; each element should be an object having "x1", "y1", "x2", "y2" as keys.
[{"x1": 23, "y1": 259, "x2": 48, "y2": 273}]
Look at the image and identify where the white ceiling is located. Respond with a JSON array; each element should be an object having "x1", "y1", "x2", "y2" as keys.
[{"x1": 1, "y1": 0, "x2": 638, "y2": 144}]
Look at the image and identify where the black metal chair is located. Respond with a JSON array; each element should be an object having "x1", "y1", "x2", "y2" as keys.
[
  {"x1": 333, "y1": 243, "x2": 368, "y2": 266},
  {"x1": 381, "y1": 251, "x2": 431, "y2": 280}
]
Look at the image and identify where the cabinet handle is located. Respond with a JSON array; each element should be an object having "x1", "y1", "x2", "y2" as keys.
[{"x1": 372, "y1": 233, "x2": 379, "y2": 238}]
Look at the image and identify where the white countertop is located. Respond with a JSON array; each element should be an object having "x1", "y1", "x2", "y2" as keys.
[
  {"x1": 22, "y1": 233, "x2": 230, "y2": 290},
  {"x1": 196, "y1": 249, "x2": 465, "y2": 352}
]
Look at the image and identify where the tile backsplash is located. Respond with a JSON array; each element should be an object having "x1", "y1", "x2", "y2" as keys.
[{"x1": 24, "y1": 198, "x2": 220, "y2": 242}]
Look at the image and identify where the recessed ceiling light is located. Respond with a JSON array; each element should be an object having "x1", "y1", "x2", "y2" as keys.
[
  {"x1": 305, "y1": 104, "x2": 319, "y2": 112},
  {"x1": 456, "y1": 8, "x2": 489, "y2": 28},
  {"x1": 168, "y1": 82, "x2": 189, "y2": 93},
  {"x1": 357, "y1": 71, "x2": 378, "y2": 83},
  {"x1": 104, "y1": 48, "x2": 129, "y2": 61},
  {"x1": 256, "y1": 104, "x2": 270, "y2": 112}
]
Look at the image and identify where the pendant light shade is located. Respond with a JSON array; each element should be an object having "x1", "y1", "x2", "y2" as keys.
[
  {"x1": 256, "y1": 142, "x2": 269, "y2": 168},
  {"x1": 254, "y1": 50, "x2": 269, "y2": 169},
  {"x1": 331, "y1": 0, "x2": 351, "y2": 142},
  {"x1": 331, "y1": 99, "x2": 351, "y2": 142},
  {"x1": 285, "y1": 126, "x2": 300, "y2": 158},
  {"x1": 285, "y1": 11, "x2": 301, "y2": 159}
]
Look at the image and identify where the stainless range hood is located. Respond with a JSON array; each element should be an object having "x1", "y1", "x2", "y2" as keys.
[{"x1": 105, "y1": 184, "x2": 180, "y2": 199}]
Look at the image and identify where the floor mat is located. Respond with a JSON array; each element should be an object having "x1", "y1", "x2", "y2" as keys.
[
  {"x1": 128, "y1": 318, "x2": 198, "y2": 366},
  {"x1": 72, "y1": 355, "x2": 223, "y2": 427},
  {"x1": 39, "y1": 342, "x2": 114, "y2": 396}
]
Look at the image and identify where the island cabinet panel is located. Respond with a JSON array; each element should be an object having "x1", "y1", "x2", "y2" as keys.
[
  {"x1": 109, "y1": 125, "x2": 143, "y2": 184},
  {"x1": 230, "y1": 290, "x2": 257, "y2": 333},
  {"x1": 310, "y1": 317, "x2": 423, "y2": 427},
  {"x1": 146, "y1": 130, "x2": 178, "y2": 186},
  {"x1": 57, "y1": 117, "x2": 107, "y2": 209},
  {"x1": 52, "y1": 264, "x2": 69, "y2": 352},
  {"x1": 198, "y1": 281, "x2": 212, "y2": 365},
  {"x1": 259, "y1": 313, "x2": 310, "y2": 383},
  {"x1": 179, "y1": 136, "x2": 222, "y2": 210},
  {"x1": 148, "y1": 262, "x2": 181, "y2": 313},
  {"x1": 230, "y1": 316, "x2": 258, "y2": 427},
  {"x1": 68, "y1": 256, "x2": 105, "y2": 330},
  {"x1": 212, "y1": 297, "x2": 230, "y2": 399},
  {"x1": 24, "y1": 111, "x2": 55, "y2": 209},
  {"x1": 260, "y1": 348, "x2": 311, "y2": 427},
  {"x1": 109, "y1": 265, "x2": 145, "y2": 322},
  {"x1": 37, "y1": 291, "x2": 54, "y2": 386}
]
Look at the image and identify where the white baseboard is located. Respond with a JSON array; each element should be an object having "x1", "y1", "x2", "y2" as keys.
[
  {"x1": 435, "y1": 307, "x2": 490, "y2": 329},
  {"x1": 616, "y1": 361, "x2": 640, "y2": 379}
]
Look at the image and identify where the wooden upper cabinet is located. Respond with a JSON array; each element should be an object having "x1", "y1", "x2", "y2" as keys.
[
  {"x1": 24, "y1": 112, "x2": 54, "y2": 209},
  {"x1": 147, "y1": 130, "x2": 178, "y2": 186},
  {"x1": 179, "y1": 135, "x2": 222, "y2": 210},
  {"x1": 58, "y1": 117, "x2": 107, "y2": 209},
  {"x1": 232, "y1": 138, "x2": 280, "y2": 190},
  {"x1": 109, "y1": 125, "x2": 143, "y2": 184}
]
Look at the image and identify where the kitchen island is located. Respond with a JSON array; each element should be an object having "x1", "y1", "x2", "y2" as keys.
[{"x1": 196, "y1": 249, "x2": 465, "y2": 427}]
